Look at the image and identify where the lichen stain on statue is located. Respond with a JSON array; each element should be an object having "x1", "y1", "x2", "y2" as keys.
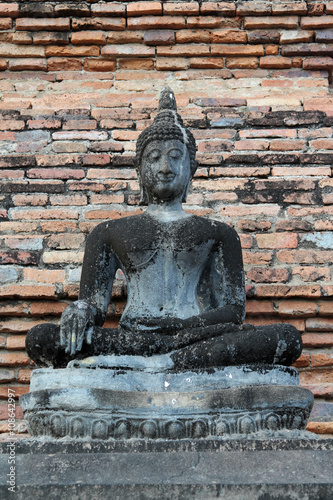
[{"x1": 20, "y1": 87, "x2": 314, "y2": 440}]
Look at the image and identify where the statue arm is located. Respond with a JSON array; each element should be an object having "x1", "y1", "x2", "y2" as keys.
[{"x1": 60, "y1": 223, "x2": 119, "y2": 355}]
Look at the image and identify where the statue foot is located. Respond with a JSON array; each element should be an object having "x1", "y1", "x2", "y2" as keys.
[{"x1": 68, "y1": 353, "x2": 175, "y2": 372}]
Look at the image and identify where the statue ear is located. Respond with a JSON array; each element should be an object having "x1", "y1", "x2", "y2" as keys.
[
  {"x1": 182, "y1": 181, "x2": 191, "y2": 203},
  {"x1": 137, "y1": 170, "x2": 148, "y2": 205}
]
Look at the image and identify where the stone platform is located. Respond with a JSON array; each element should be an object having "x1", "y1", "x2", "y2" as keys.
[
  {"x1": 20, "y1": 364, "x2": 313, "y2": 439},
  {"x1": 0, "y1": 438, "x2": 332, "y2": 499}
]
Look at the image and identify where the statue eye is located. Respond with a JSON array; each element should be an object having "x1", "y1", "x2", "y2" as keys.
[
  {"x1": 169, "y1": 149, "x2": 182, "y2": 160},
  {"x1": 148, "y1": 150, "x2": 161, "y2": 161}
]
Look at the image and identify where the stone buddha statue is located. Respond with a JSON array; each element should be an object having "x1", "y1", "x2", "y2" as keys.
[{"x1": 26, "y1": 87, "x2": 302, "y2": 372}]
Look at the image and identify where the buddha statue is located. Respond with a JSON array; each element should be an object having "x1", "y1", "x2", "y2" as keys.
[{"x1": 26, "y1": 87, "x2": 302, "y2": 372}]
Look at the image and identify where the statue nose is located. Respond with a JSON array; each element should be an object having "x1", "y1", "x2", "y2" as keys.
[{"x1": 159, "y1": 155, "x2": 173, "y2": 174}]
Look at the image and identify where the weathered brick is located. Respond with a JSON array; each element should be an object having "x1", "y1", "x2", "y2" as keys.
[
  {"x1": 144, "y1": 30, "x2": 175, "y2": 45},
  {"x1": 237, "y1": 2, "x2": 271, "y2": 15},
  {"x1": 176, "y1": 30, "x2": 211, "y2": 44},
  {"x1": 8, "y1": 58, "x2": 47, "y2": 71},
  {"x1": 280, "y1": 30, "x2": 314, "y2": 44},
  {"x1": 156, "y1": 58, "x2": 189, "y2": 70},
  {"x1": 257, "y1": 233, "x2": 298, "y2": 249},
  {"x1": 247, "y1": 30, "x2": 280, "y2": 44},
  {"x1": 128, "y1": 16, "x2": 185, "y2": 30},
  {"x1": 43, "y1": 251, "x2": 84, "y2": 264},
  {"x1": 279, "y1": 300, "x2": 318, "y2": 317},
  {"x1": 190, "y1": 58, "x2": 224, "y2": 69},
  {"x1": 187, "y1": 16, "x2": 241, "y2": 29},
  {"x1": 200, "y1": 2, "x2": 235, "y2": 15},
  {"x1": 30, "y1": 302, "x2": 67, "y2": 316},
  {"x1": 16, "y1": 18, "x2": 70, "y2": 31},
  {"x1": 46, "y1": 46, "x2": 99, "y2": 57},
  {"x1": 0, "y1": 353, "x2": 31, "y2": 366},
  {"x1": 303, "y1": 56, "x2": 333, "y2": 69},
  {"x1": 157, "y1": 45, "x2": 209, "y2": 57},
  {"x1": 273, "y1": 3, "x2": 307, "y2": 15},
  {"x1": 0, "y1": 285, "x2": 55, "y2": 299},
  {"x1": 164, "y1": 3, "x2": 199, "y2": 15},
  {"x1": 247, "y1": 268, "x2": 289, "y2": 283},
  {"x1": 306, "y1": 318, "x2": 333, "y2": 331},
  {"x1": 316, "y1": 30, "x2": 333, "y2": 42},
  {"x1": 0, "y1": 18, "x2": 12, "y2": 30},
  {"x1": 33, "y1": 32, "x2": 69, "y2": 45},
  {"x1": 48, "y1": 58, "x2": 82, "y2": 71},
  {"x1": 0, "y1": 43, "x2": 44, "y2": 58},
  {"x1": 91, "y1": 4, "x2": 125, "y2": 16},
  {"x1": 102, "y1": 45, "x2": 155, "y2": 57},
  {"x1": 211, "y1": 30, "x2": 247, "y2": 43},
  {"x1": 72, "y1": 18, "x2": 126, "y2": 31},
  {"x1": 244, "y1": 16, "x2": 299, "y2": 30},
  {"x1": 127, "y1": 2, "x2": 162, "y2": 16}
]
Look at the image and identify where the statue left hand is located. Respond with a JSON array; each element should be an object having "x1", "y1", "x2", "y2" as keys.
[{"x1": 60, "y1": 300, "x2": 96, "y2": 355}]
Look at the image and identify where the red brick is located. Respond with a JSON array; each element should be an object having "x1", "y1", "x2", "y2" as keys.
[
  {"x1": 71, "y1": 31, "x2": 106, "y2": 46},
  {"x1": 301, "y1": 16, "x2": 333, "y2": 29},
  {"x1": 292, "y1": 353, "x2": 311, "y2": 368},
  {"x1": 43, "y1": 251, "x2": 84, "y2": 265},
  {"x1": 46, "y1": 46, "x2": 99, "y2": 57},
  {"x1": 127, "y1": 2, "x2": 162, "y2": 16},
  {"x1": 0, "y1": 4, "x2": 19, "y2": 17},
  {"x1": 0, "y1": 59, "x2": 6, "y2": 70},
  {"x1": 7, "y1": 336, "x2": 26, "y2": 350},
  {"x1": 128, "y1": 16, "x2": 185, "y2": 30},
  {"x1": 265, "y1": 45, "x2": 279, "y2": 56},
  {"x1": 17, "y1": 369, "x2": 33, "y2": 384},
  {"x1": 0, "y1": 369, "x2": 15, "y2": 383},
  {"x1": 48, "y1": 58, "x2": 82, "y2": 71},
  {"x1": 190, "y1": 58, "x2": 224, "y2": 69},
  {"x1": 306, "y1": 318, "x2": 333, "y2": 331},
  {"x1": 279, "y1": 300, "x2": 317, "y2": 317},
  {"x1": 293, "y1": 266, "x2": 330, "y2": 281},
  {"x1": 27, "y1": 168, "x2": 84, "y2": 180},
  {"x1": 107, "y1": 32, "x2": 143, "y2": 44},
  {"x1": 0, "y1": 285, "x2": 55, "y2": 299},
  {"x1": 311, "y1": 353, "x2": 333, "y2": 367},
  {"x1": 318, "y1": 301, "x2": 333, "y2": 316},
  {"x1": 30, "y1": 302, "x2": 67, "y2": 316},
  {"x1": 302, "y1": 333, "x2": 333, "y2": 347},
  {"x1": 16, "y1": 18, "x2": 70, "y2": 31},
  {"x1": 83, "y1": 59, "x2": 116, "y2": 72},
  {"x1": 200, "y1": 2, "x2": 236, "y2": 15},
  {"x1": 118, "y1": 59, "x2": 154, "y2": 70},
  {"x1": 272, "y1": 3, "x2": 307, "y2": 15},
  {"x1": 244, "y1": 16, "x2": 298, "y2": 29},
  {"x1": 260, "y1": 56, "x2": 292, "y2": 69},
  {"x1": 157, "y1": 45, "x2": 209, "y2": 57},
  {"x1": 176, "y1": 30, "x2": 211, "y2": 44},
  {"x1": 305, "y1": 56, "x2": 333, "y2": 70},
  {"x1": 164, "y1": 3, "x2": 199, "y2": 15},
  {"x1": 8, "y1": 58, "x2": 47, "y2": 71},
  {"x1": 0, "y1": 18, "x2": 12, "y2": 30},
  {"x1": 257, "y1": 233, "x2": 298, "y2": 249},
  {"x1": 256, "y1": 285, "x2": 321, "y2": 298},
  {"x1": 270, "y1": 139, "x2": 306, "y2": 151},
  {"x1": 187, "y1": 16, "x2": 241, "y2": 29},
  {"x1": 0, "y1": 353, "x2": 30, "y2": 367},
  {"x1": 156, "y1": 58, "x2": 189, "y2": 70},
  {"x1": 212, "y1": 45, "x2": 264, "y2": 56},
  {"x1": 307, "y1": 422, "x2": 333, "y2": 434},
  {"x1": 246, "y1": 300, "x2": 275, "y2": 316},
  {"x1": 46, "y1": 233, "x2": 85, "y2": 249},
  {"x1": 226, "y1": 57, "x2": 258, "y2": 69},
  {"x1": 211, "y1": 30, "x2": 247, "y2": 44},
  {"x1": 235, "y1": 139, "x2": 269, "y2": 150}
]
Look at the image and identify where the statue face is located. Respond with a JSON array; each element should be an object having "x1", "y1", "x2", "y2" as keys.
[{"x1": 141, "y1": 139, "x2": 191, "y2": 202}]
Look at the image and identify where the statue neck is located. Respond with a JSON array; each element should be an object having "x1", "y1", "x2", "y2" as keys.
[{"x1": 146, "y1": 199, "x2": 190, "y2": 223}]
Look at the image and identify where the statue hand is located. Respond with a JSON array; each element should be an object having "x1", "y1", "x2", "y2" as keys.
[{"x1": 60, "y1": 300, "x2": 96, "y2": 356}]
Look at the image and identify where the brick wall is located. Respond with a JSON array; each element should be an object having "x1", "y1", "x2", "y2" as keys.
[{"x1": 0, "y1": 0, "x2": 332, "y2": 437}]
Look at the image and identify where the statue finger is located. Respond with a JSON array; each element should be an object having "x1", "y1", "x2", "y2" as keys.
[
  {"x1": 76, "y1": 319, "x2": 86, "y2": 352},
  {"x1": 86, "y1": 325, "x2": 93, "y2": 345},
  {"x1": 69, "y1": 317, "x2": 78, "y2": 356}
]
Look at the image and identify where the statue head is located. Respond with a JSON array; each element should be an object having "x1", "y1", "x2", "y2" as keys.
[{"x1": 134, "y1": 87, "x2": 198, "y2": 204}]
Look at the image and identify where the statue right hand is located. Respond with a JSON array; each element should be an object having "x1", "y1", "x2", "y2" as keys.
[{"x1": 60, "y1": 300, "x2": 96, "y2": 356}]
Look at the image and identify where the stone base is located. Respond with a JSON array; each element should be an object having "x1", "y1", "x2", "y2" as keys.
[
  {"x1": 0, "y1": 438, "x2": 332, "y2": 500},
  {"x1": 20, "y1": 365, "x2": 314, "y2": 440}
]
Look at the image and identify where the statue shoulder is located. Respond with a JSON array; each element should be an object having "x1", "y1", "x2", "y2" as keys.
[{"x1": 197, "y1": 217, "x2": 241, "y2": 244}]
